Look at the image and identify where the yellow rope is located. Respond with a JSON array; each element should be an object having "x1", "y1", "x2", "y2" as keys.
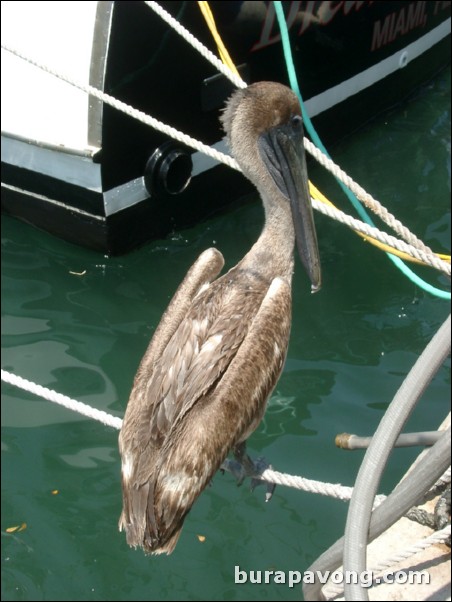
[
  {"x1": 198, "y1": 2, "x2": 451, "y2": 269},
  {"x1": 309, "y1": 182, "x2": 450, "y2": 265},
  {"x1": 197, "y1": 2, "x2": 241, "y2": 77}
]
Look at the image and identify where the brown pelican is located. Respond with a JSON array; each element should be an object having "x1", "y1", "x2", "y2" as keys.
[{"x1": 118, "y1": 81, "x2": 321, "y2": 554}]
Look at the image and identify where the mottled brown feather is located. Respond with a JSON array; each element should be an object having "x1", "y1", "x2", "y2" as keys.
[{"x1": 121, "y1": 272, "x2": 291, "y2": 552}]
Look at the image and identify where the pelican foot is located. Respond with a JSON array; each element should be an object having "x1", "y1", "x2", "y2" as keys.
[
  {"x1": 250, "y1": 457, "x2": 276, "y2": 502},
  {"x1": 220, "y1": 455, "x2": 276, "y2": 502}
]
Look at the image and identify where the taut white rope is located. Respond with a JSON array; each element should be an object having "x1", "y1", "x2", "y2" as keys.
[
  {"x1": 305, "y1": 139, "x2": 441, "y2": 258},
  {"x1": 323, "y1": 524, "x2": 451, "y2": 599},
  {"x1": 146, "y1": 1, "x2": 440, "y2": 259},
  {"x1": 0, "y1": 43, "x2": 240, "y2": 172},
  {"x1": 1, "y1": 369, "x2": 382, "y2": 501},
  {"x1": 1, "y1": 370, "x2": 123, "y2": 430},
  {"x1": 1, "y1": 42, "x2": 449, "y2": 277},
  {"x1": 312, "y1": 199, "x2": 451, "y2": 275},
  {"x1": 144, "y1": 1, "x2": 247, "y2": 89}
]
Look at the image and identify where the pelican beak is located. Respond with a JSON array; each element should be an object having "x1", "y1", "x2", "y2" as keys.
[{"x1": 259, "y1": 118, "x2": 322, "y2": 292}]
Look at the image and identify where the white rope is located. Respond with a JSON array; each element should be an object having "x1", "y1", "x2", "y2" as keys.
[
  {"x1": 145, "y1": 2, "x2": 444, "y2": 261},
  {"x1": 2, "y1": 42, "x2": 449, "y2": 277},
  {"x1": 0, "y1": 43, "x2": 239, "y2": 172},
  {"x1": 312, "y1": 199, "x2": 451, "y2": 275},
  {"x1": 371, "y1": 524, "x2": 451, "y2": 573},
  {"x1": 144, "y1": 1, "x2": 247, "y2": 89},
  {"x1": 305, "y1": 139, "x2": 439, "y2": 257},
  {"x1": 2, "y1": 368, "x2": 383, "y2": 502},
  {"x1": 2, "y1": 368, "x2": 449, "y2": 506},
  {"x1": 1, "y1": 370, "x2": 123, "y2": 430},
  {"x1": 323, "y1": 524, "x2": 451, "y2": 599},
  {"x1": 141, "y1": 3, "x2": 451, "y2": 275},
  {"x1": 255, "y1": 467, "x2": 387, "y2": 504}
]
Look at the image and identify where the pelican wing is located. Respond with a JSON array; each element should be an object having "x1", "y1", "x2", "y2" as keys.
[
  {"x1": 151, "y1": 277, "x2": 292, "y2": 548},
  {"x1": 129, "y1": 275, "x2": 257, "y2": 471},
  {"x1": 119, "y1": 248, "x2": 224, "y2": 448}
]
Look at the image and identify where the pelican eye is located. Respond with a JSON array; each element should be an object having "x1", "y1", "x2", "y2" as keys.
[{"x1": 291, "y1": 115, "x2": 302, "y2": 130}]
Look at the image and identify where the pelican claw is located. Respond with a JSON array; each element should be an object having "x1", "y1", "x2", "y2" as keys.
[{"x1": 220, "y1": 454, "x2": 277, "y2": 501}]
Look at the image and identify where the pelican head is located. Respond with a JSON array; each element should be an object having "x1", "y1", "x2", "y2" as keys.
[{"x1": 221, "y1": 82, "x2": 321, "y2": 292}]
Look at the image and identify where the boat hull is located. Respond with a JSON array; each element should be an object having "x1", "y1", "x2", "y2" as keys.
[{"x1": 2, "y1": 1, "x2": 451, "y2": 254}]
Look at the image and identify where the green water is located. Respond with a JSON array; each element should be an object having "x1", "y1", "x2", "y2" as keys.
[{"x1": 2, "y1": 68, "x2": 450, "y2": 601}]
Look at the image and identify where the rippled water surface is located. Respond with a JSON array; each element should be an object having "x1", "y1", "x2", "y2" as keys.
[{"x1": 2, "y1": 68, "x2": 450, "y2": 601}]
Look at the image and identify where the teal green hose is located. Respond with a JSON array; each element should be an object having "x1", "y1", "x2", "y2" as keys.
[{"x1": 273, "y1": 1, "x2": 450, "y2": 300}]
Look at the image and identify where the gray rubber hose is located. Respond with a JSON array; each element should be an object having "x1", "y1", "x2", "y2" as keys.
[
  {"x1": 343, "y1": 314, "x2": 451, "y2": 601},
  {"x1": 303, "y1": 314, "x2": 451, "y2": 601},
  {"x1": 303, "y1": 427, "x2": 450, "y2": 600}
]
